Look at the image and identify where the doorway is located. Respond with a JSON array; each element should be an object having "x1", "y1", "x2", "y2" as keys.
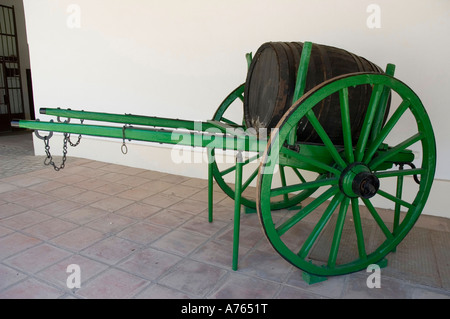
[{"x1": 0, "y1": 4, "x2": 27, "y2": 132}]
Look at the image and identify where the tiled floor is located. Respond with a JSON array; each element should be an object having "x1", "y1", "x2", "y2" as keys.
[{"x1": 0, "y1": 131, "x2": 449, "y2": 299}]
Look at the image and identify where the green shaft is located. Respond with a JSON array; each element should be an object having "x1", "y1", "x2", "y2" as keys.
[
  {"x1": 41, "y1": 108, "x2": 217, "y2": 131},
  {"x1": 13, "y1": 120, "x2": 265, "y2": 152}
]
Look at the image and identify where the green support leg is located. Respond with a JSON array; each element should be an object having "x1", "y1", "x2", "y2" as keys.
[
  {"x1": 232, "y1": 152, "x2": 244, "y2": 271},
  {"x1": 244, "y1": 206, "x2": 257, "y2": 214},
  {"x1": 302, "y1": 272, "x2": 328, "y2": 285},
  {"x1": 208, "y1": 149, "x2": 214, "y2": 223},
  {"x1": 377, "y1": 258, "x2": 388, "y2": 269}
]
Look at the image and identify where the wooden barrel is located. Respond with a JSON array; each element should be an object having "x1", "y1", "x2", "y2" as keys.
[{"x1": 244, "y1": 42, "x2": 387, "y2": 145}]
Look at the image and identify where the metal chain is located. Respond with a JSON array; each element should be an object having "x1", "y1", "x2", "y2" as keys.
[
  {"x1": 121, "y1": 124, "x2": 133, "y2": 155},
  {"x1": 66, "y1": 119, "x2": 84, "y2": 147},
  {"x1": 36, "y1": 118, "x2": 84, "y2": 172},
  {"x1": 43, "y1": 133, "x2": 69, "y2": 171}
]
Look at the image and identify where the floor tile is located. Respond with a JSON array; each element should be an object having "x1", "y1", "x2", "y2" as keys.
[
  {"x1": 431, "y1": 231, "x2": 450, "y2": 289},
  {"x1": 208, "y1": 273, "x2": 279, "y2": 299},
  {"x1": 59, "y1": 206, "x2": 108, "y2": 225},
  {"x1": 0, "y1": 278, "x2": 65, "y2": 299},
  {"x1": 85, "y1": 213, "x2": 135, "y2": 235},
  {"x1": 134, "y1": 284, "x2": 191, "y2": 299},
  {"x1": 276, "y1": 286, "x2": 327, "y2": 299},
  {"x1": 67, "y1": 190, "x2": 110, "y2": 205},
  {"x1": 162, "y1": 184, "x2": 202, "y2": 198},
  {"x1": 81, "y1": 236, "x2": 141, "y2": 265},
  {"x1": 0, "y1": 264, "x2": 28, "y2": 290},
  {"x1": 383, "y1": 227, "x2": 441, "y2": 287},
  {"x1": 77, "y1": 268, "x2": 149, "y2": 299},
  {"x1": 0, "y1": 225, "x2": 13, "y2": 237},
  {"x1": 117, "y1": 186, "x2": 155, "y2": 201},
  {"x1": 341, "y1": 272, "x2": 414, "y2": 299},
  {"x1": 410, "y1": 287, "x2": 450, "y2": 299},
  {"x1": 169, "y1": 198, "x2": 208, "y2": 215},
  {"x1": 190, "y1": 240, "x2": 249, "y2": 269},
  {"x1": 217, "y1": 225, "x2": 264, "y2": 249},
  {"x1": 118, "y1": 247, "x2": 182, "y2": 280},
  {"x1": 23, "y1": 218, "x2": 79, "y2": 240},
  {"x1": 158, "y1": 174, "x2": 190, "y2": 185},
  {"x1": 47, "y1": 185, "x2": 86, "y2": 199},
  {"x1": 159, "y1": 260, "x2": 227, "y2": 297},
  {"x1": 206, "y1": 204, "x2": 234, "y2": 222},
  {"x1": 190, "y1": 188, "x2": 228, "y2": 204},
  {"x1": 94, "y1": 183, "x2": 131, "y2": 196},
  {"x1": 34, "y1": 199, "x2": 84, "y2": 216},
  {"x1": 142, "y1": 192, "x2": 184, "y2": 208},
  {"x1": 180, "y1": 178, "x2": 208, "y2": 189},
  {"x1": 115, "y1": 202, "x2": 161, "y2": 220},
  {"x1": 117, "y1": 222, "x2": 171, "y2": 245},
  {"x1": 72, "y1": 177, "x2": 109, "y2": 190},
  {"x1": 62, "y1": 166, "x2": 107, "y2": 179},
  {"x1": 146, "y1": 209, "x2": 195, "y2": 228},
  {"x1": 285, "y1": 268, "x2": 348, "y2": 299},
  {"x1": 36, "y1": 254, "x2": 109, "y2": 290},
  {"x1": 98, "y1": 164, "x2": 129, "y2": 173},
  {"x1": 151, "y1": 229, "x2": 209, "y2": 256},
  {"x1": 52, "y1": 174, "x2": 90, "y2": 186},
  {"x1": 28, "y1": 180, "x2": 67, "y2": 194},
  {"x1": 97, "y1": 172, "x2": 129, "y2": 183},
  {"x1": 0, "y1": 202, "x2": 28, "y2": 219},
  {"x1": 1, "y1": 210, "x2": 51, "y2": 230},
  {"x1": 89, "y1": 196, "x2": 134, "y2": 212},
  {"x1": 2, "y1": 175, "x2": 47, "y2": 187},
  {"x1": 138, "y1": 170, "x2": 168, "y2": 180},
  {"x1": 116, "y1": 175, "x2": 149, "y2": 187},
  {"x1": 0, "y1": 182, "x2": 18, "y2": 194},
  {"x1": 140, "y1": 180, "x2": 175, "y2": 195},
  {"x1": 238, "y1": 249, "x2": 293, "y2": 283},
  {"x1": 50, "y1": 227, "x2": 105, "y2": 252},
  {"x1": 0, "y1": 188, "x2": 41, "y2": 203},
  {"x1": 0, "y1": 232, "x2": 42, "y2": 260},
  {"x1": 4, "y1": 243, "x2": 72, "y2": 274},
  {"x1": 180, "y1": 216, "x2": 228, "y2": 237},
  {"x1": 79, "y1": 161, "x2": 108, "y2": 169}
]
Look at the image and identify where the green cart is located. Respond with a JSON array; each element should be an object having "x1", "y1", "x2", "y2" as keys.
[{"x1": 12, "y1": 41, "x2": 436, "y2": 283}]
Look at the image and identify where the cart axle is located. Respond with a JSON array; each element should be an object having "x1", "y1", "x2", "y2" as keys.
[{"x1": 339, "y1": 163, "x2": 380, "y2": 199}]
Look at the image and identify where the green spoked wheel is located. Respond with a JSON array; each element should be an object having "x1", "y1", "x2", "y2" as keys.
[
  {"x1": 211, "y1": 84, "x2": 317, "y2": 210},
  {"x1": 257, "y1": 73, "x2": 436, "y2": 277}
]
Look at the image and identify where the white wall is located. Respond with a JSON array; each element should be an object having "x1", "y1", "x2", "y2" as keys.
[{"x1": 23, "y1": 0, "x2": 450, "y2": 218}]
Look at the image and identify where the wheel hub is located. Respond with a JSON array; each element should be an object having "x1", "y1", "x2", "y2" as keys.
[{"x1": 339, "y1": 163, "x2": 380, "y2": 199}]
